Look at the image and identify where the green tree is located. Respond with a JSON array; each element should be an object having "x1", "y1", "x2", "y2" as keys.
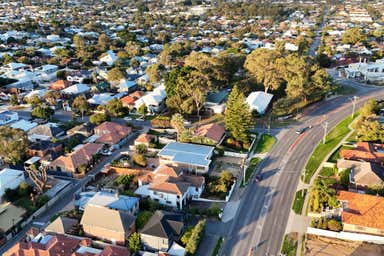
[
  {"x1": 108, "y1": 67, "x2": 125, "y2": 82},
  {"x1": 31, "y1": 105, "x2": 54, "y2": 120},
  {"x1": 106, "y1": 98, "x2": 126, "y2": 117},
  {"x1": 244, "y1": 48, "x2": 284, "y2": 93},
  {"x1": 10, "y1": 94, "x2": 18, "y2": 106},
  {"x1": 73, "y1": 34, "x2": 88, "y2": 60},
  {"x1": 342, "y1": 28, "x2": 367, "y2": 45},
  {"x1": 309, "y1": 178, "x2": 339, "y2": 213},
  {"x1": 72, "y1": 95, "x2": 89, "y2": 119},
  {"x1": 137, "y1": 104, "x2": 148, "y2": 116},
  {"x1": 0, "y1": 126, "x2": 29, "y2": 164},
  {"x1": 171, "y1": 113, "x2": 185, "y2": 141},
  {"x1": 97, "y1": 33, "x2": 110, "y2": 52},
  {"x1": 25, "y1": 95, "x2": 42, "y2": 106},
  {"x1": 182, "y1": 220, "x2": 206, "y2": 255},
  {"x1": 146, "y1": 64, "x2": 163, "y2": 83},
  {"x1": 89, "y1": 113, "x2": 108, "y2": 125},
  {"x1": 44, "y1": 90, "x2": 60, "y2": 106},
  {"x1": 224, "y1": 85, "x2": 253, "y2": 143}
]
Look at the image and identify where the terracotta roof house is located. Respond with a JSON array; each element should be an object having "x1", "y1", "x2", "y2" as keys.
[
  {"x1": 135, "y1": 165, "x2": 205, "y2": 210},
  {"x1": 340, "y1": 142, "x2": 384, "y2": 165},
  {"x1": 94, "y1": 122, "x2": 132, "y2": 148},
  {"x1": 120, "y1": 95, "x2": 136, "y2": 107},
  {"x1": 140, "y1": 210, "x2": 184, "y2": 252},
  {"x1": 49, "y1": 79, "x2": 70, "y2": 90},
  {"x1": 194, "y1": 123, "x2": 225, "y2": 145},
  {"x1": 134, "y1": 133, "x2": 156, "y2": 147},
  {"x1": 80, "y1": 204, "x2": 136, "y2": 246},
  {"x1": 4, "y1": 230, "x2": 130, "y2": 256},
  {"x1": 337, "y1": 191, "x2": 384, "y2": 236},
  {"x1": 49, "y1": 143, "x2": 102, "y2": 175},
  {"x1": 4, "y1": 232, "x2": 91, "y2": 256},
  {"x1": 337, "y1": 159, "x2": 384, "y2": 190}
]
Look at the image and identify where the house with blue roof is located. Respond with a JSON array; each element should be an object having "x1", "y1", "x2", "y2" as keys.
[
  {"x1": 158, "y1": 142, "x2": 214, "y2": 174},
  {"x1": 75, "y1": 191, "x2": 139, "y2": 215}
]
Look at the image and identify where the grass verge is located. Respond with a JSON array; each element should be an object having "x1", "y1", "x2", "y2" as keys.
[
  {"x1": 292, "y1": 189, "x2": 307, "y2": 214},
  {"x1": 281, "y1": 234, "x2": 298, "y2": 256},
  {"x1": 241, "y1": 157, "x2": 261, "y2": 186},
  {"x1": 254, "y1": 134, "x2": 276, "y2": 153},
  {"x1": 302, "y1": 115, "x2": 355, "y2": 183},
  {"x1": 211, "y1": 237, "x2": 223, "y2": 256},
  {"x1": 319, "y1": 167, "x2": 335, "y2": 177}
]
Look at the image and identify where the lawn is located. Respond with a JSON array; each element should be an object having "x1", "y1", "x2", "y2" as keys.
[
  {"x1": 254, "y1": 134, "x2": 276, "y2": 154},
  {"x1": 281, "y1": 234, "x2": 298, "y2": 256},
  {"x1": 328, "y1": 145, "x2": 354, "y2": 163},
  {"x1": 302, "y1": 115, "x2": 355, "y2": 183},
  {"x1": 241, "y1": 157, "x2": 261, "y2": 186},
  {"x1": 211, "y1": 237, "x2": 223, "y2": 256},
  {"x1": 136, "y1": 211, "x2": 153, "y2": 229},
  {"x1": 319, "y1": 167, "x2": 335, "y2": 177},
  {"x1": 292, "y1": 189, "x2": 307, "y2": 214}
]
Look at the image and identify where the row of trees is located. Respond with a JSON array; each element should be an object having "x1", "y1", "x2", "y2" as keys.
[{"x1": 354, "y1": 99, "x2": 384, "y2": 143}]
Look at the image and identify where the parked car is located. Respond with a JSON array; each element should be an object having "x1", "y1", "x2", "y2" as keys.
[{"x1": 255, "y1": 174, "x2": 263, "y2": 183}]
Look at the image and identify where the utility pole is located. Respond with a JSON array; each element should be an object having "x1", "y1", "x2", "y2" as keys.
[
  {"x1": 322, "y1": 121, "x2": 328, "y2": 144},
  {"x1": 350, "y1": 96, "x2": 359, "y2": 118}
]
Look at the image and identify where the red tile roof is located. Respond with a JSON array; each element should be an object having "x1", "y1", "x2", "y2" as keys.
[
  {"x1": 340, "y1": 142, "x2": 384, "y2": 164},
  {"x1": 194, "y1": 123, "x2": 225, "y2": 143},
  {"x1": 337, "y1": 191, "x2": 384, "y2": 230},
  {"x1": 95, "y1": 122, "x2": 132, "y2": 145}
]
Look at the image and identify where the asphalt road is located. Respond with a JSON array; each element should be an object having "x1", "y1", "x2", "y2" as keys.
[
  {"x1": 220, "y1": 80, "x2": 383, "y2": 256},
  {"x1": 0, "y1": 132, "x2": 139, "y2": 254}
]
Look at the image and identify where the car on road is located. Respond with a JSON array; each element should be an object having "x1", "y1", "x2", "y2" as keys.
[
  {"x1": 123, "y1": 116, "x2": 132, "y2": 121},
  {"x1": 101, "y1": 149, "x2": 112, "y2": 156},
  {"x1": 295, "y1": 125, "x2": 312, "y2": 134}
]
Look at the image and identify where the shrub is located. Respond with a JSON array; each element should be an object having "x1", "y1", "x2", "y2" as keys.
[
  {"x1": 339, "y1": 169, "x2": 350, "y2": 189},
  {"x1": 135, "y1": 144, "x2": 147, "y2": 154},
  {"x1": 133, "y1": 153, "x2": 147, "y2": 167},
  {"x1": 136, "y1": 211, "x2": 153, "y2": 229},
  {"x1": 128, "y1": 232, "x2": 140, "y2": 253},
  {"x1": 182, "y1": 220, "x2": 206, "y2": 255},
  {"x1": 151, "y1": 116, "x2": 171, "y2": 128},
  {"x1": 327, "y1": 219, "x2": 342, "y2": 231}
]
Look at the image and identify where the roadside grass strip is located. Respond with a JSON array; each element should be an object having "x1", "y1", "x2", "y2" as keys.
[
  {"x1": 241, "y1": 157, "x2": 261, "y2": 186},
  {"x1": 292, "y1": 189, "x2": 307, "y2": 214},
  {"x1": 254, "y1": 134, "x2": 276, "y2": 154},
  {"x1": 211, "y1": 237, "x2": 223, "y2": 256}
]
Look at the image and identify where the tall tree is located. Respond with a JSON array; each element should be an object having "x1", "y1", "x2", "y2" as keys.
[
  {"x1": 0, "y1": 126, "x2": 28, "y2": 164},
  {"x1": 97, "y1": 33, "x2": 110, "y2": 52},
  {"x1": 224, "y1": 85, "x2": 253, "y2": 143},
  {"x1": 108, "y1": 67, "x2": 125, "y2": 82},
  {"x1": 244, "y1": 48, "x2": 284, "y2": 93},
  {"x1": 72, "y1": 95, "x2": 89, "y2": 119},
  {"x1": 171, "y1": 113, "x2": 185, "y2": 141},
  {"x1": 106, "y1": 98, "x2": 126, "y2": 117}
]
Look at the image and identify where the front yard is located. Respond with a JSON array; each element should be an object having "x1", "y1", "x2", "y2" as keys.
[{"x1": 254, "y1": 134, "x2": 276, "y2": 154}]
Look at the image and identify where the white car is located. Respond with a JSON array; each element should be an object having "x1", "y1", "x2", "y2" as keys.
[{"x1": 124, "y1": 116, "x2": 132, "y2": 121}]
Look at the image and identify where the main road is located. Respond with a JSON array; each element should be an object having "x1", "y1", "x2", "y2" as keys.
[{"x1": 221, "y1": 78, "x2": 383, "y2": 256}]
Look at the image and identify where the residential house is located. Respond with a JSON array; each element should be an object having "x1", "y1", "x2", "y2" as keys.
[
  {"x1": 0, "y1": 168, "x2": 25, "y2": 198},
  {"x1": 204, "y1": 90, "x2": 228, "y2": 114},
  {"x1": 134, "y1": 133, "x2": 156, "y2": 147},
  {"x1": 140, "y1": 210, "x2": 184, "y2": 252},
  {"x1": 49, "y1": 143, "x2": 103, "y2": 175},
  {"x1": 134, "y1": 85, "x2": 166, "y2": 113},
  {"x1": 75, "y1": 191, "x2": 139, "y2": 215},
  {"x1": 337, "y1": 159, "x2": 384, "y2": 191},
  {"x1": 135, "y1": 165, "x2": 205, "y2": 209},
  {"x1": 66, "y1": 70, "x2": 92, "y2": 83},
  {"x1": 67, "y1": 123, "x2": 93, "y2": 137},
  {"x1": 28, "y1": 123, "x2": 65, "y2": 142},
  {"x1": 340, "y1": 142, "x2": 384, "y2": 165},
  {"x1": 337, "y1": 191, "x2": 384, "y2": 236},
  {"x1": 10, "y1": 119, "x2": 37, "y2": 132},
  {"x1": 80, "y1": 204, "x2": 136, "y2": 245},
  {"x1": 99, "y1": 50, "x2": 118, "y2": 66},
  {"x1": 94, "y1": 121, "x2": 132, "y2": 149},
  {"x1": 0, "y1": 111, "x2": 18, "y2": 126},
  {"x1": 120, "y1": 91, "x2": 144, "y2": 108},
  {"x1": 50, "y1": 79, "x2": 70, "y2": 90},
  {"x1": 4, "y1": 229, "x2": 130, "y2": 256},
  {"x1": 246, "y1": 91, "x2": 274, "y2": 114},
  {"x1": 345, "y1": 58, "x2": 384, "y2": 83},
  {"x1": 117, "y1": 79, "x2": 138, "y2": 93},
  {"x1": 45, "y1": 216, "x2": 78, "y2": 235},
  {"x1": 61, "y1": 83, "x2": 90, "y2": 96},
  {"x1": 158, "y1": 142, "x2": 214, "y2": 173},
  {"x1": 27, "y1": 140, "x2": 63, "y2": 159},
  {"x1": 194, "y1": 123, "x2": 225, "y2": 145}
]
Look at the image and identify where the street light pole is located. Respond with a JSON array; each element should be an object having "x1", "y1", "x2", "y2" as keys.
[
  {"x1": 322, "y1": 121, "x2": 328, "y2": 144},
  {"x1": 350, "y1": 96, "x2": 359, "y2": 118}
]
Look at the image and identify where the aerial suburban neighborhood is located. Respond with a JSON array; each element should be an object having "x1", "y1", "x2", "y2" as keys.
[{"x1": 0, "y1": 0, "x2": 383, "y2": 256}]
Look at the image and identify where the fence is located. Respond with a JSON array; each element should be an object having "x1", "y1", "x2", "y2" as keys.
[{"x1": 307, "y1": 227, "x2": 384, "y2": 244}]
